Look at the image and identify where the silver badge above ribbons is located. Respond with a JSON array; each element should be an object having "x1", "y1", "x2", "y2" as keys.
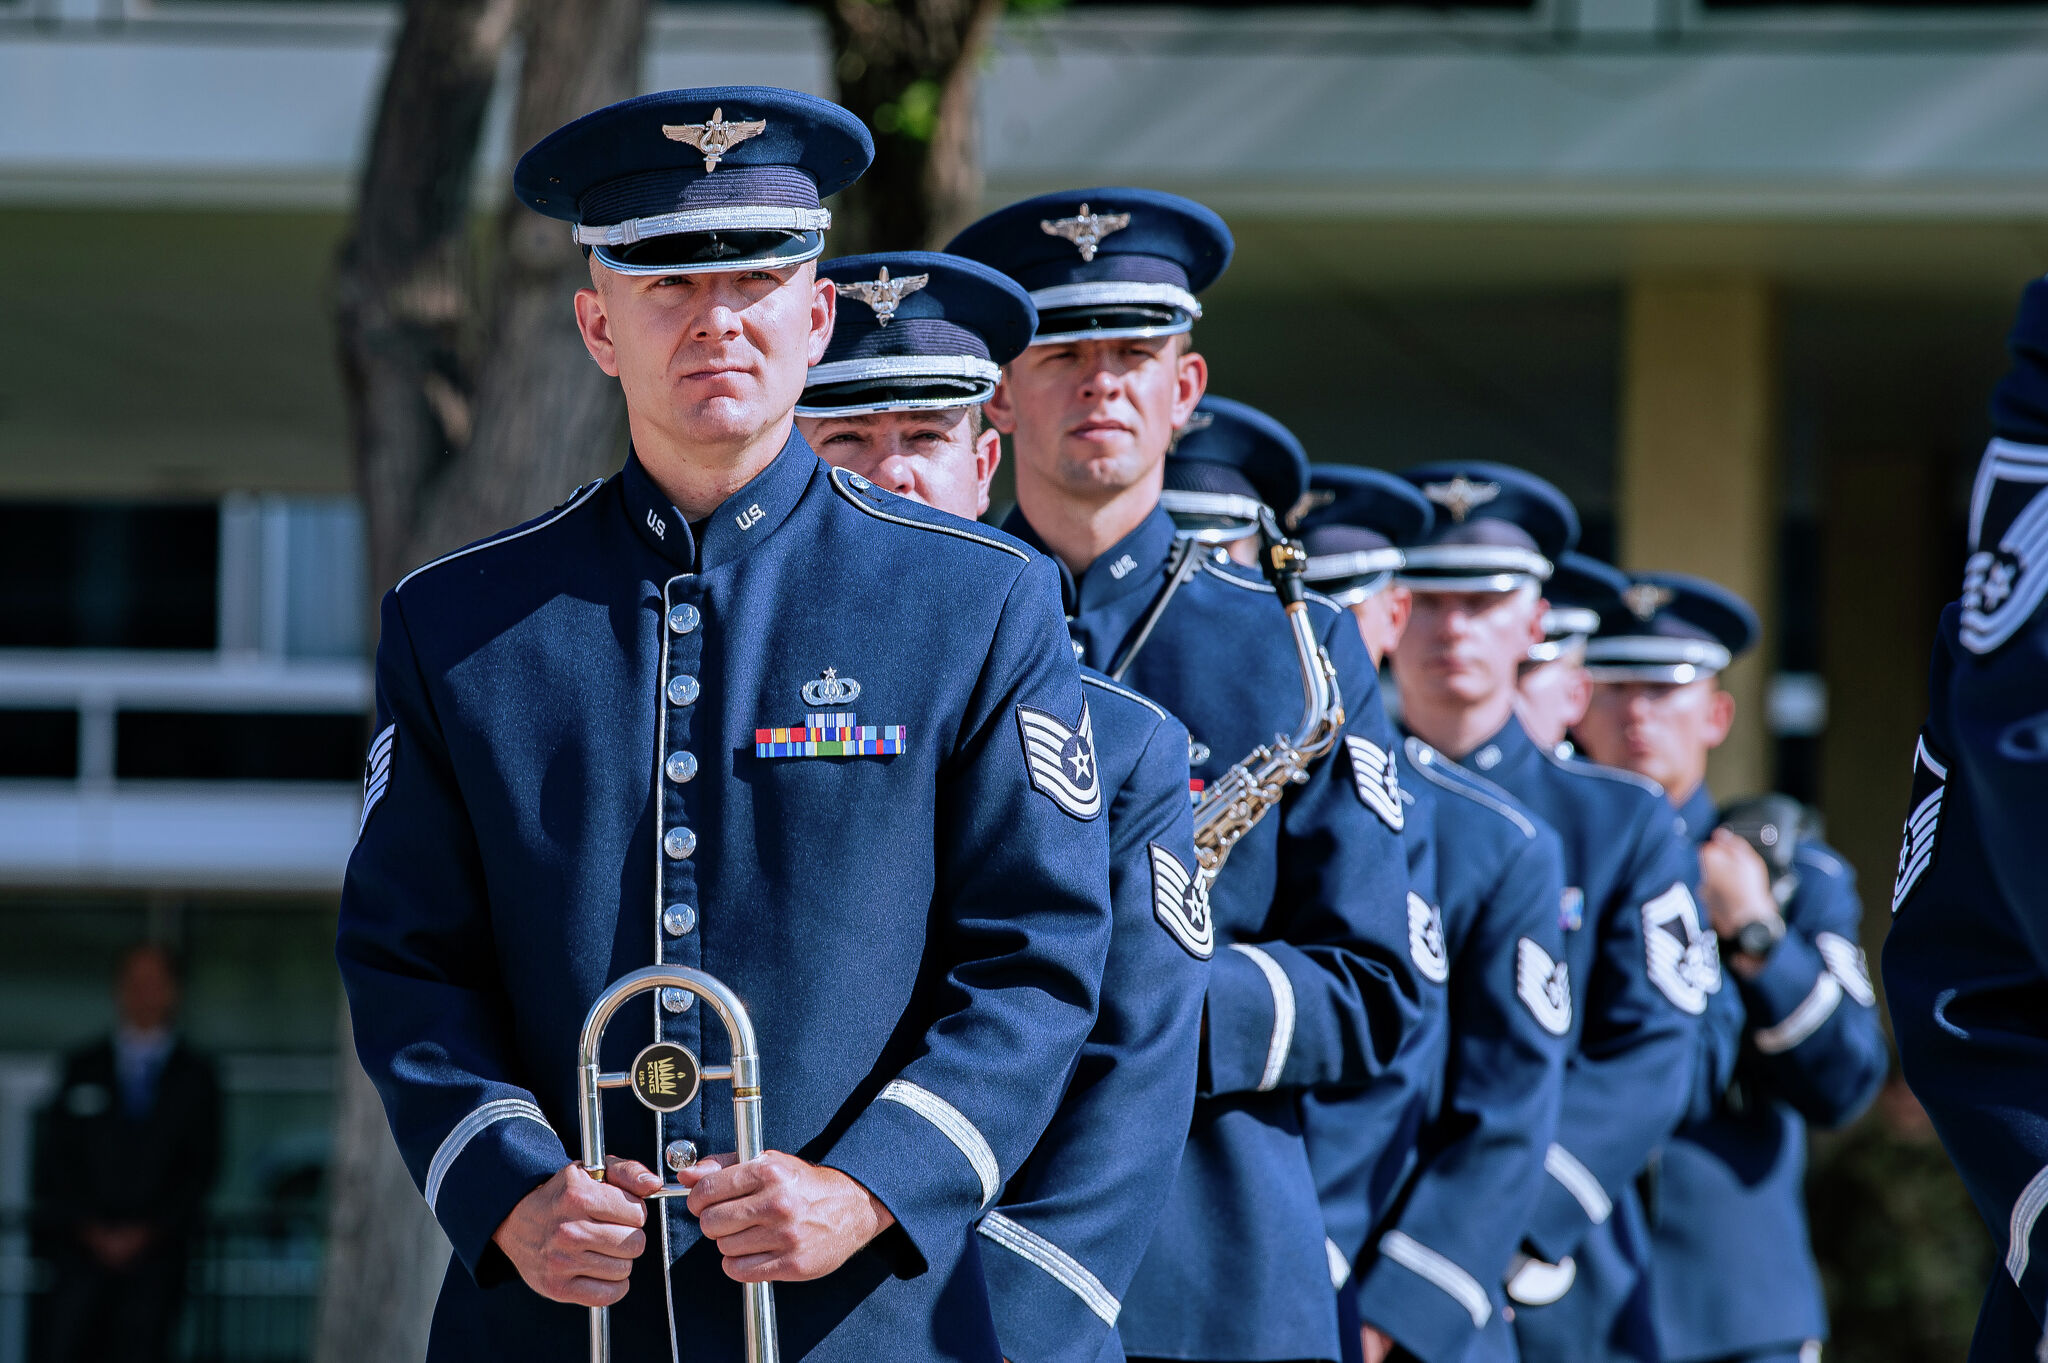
[
  {"x1": 661, "y1": 107, "x2": 768, "y2": 173},
  {"x1": 1040, "y1": 203, "x2": 1132, "y2": 263},
  {"x1": 835, "y1": 266, "x2": 929, "y2": 327},
  {"x1": 801, "y1": 667, "x2": 862, "y2": 707}
]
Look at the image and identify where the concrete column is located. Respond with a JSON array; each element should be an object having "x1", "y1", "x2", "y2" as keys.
[{"x1": 1616, "y1": 274, "x2": 1780, "y2": 800}]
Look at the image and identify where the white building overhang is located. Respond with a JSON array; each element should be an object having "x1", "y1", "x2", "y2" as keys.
[{"x1": 2, "y1": 4, "x2": 2048, "y2": 220}]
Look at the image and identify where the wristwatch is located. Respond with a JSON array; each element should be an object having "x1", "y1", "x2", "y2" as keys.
[{"x1": 1727, "y1": 917, "x2": 1784, "y2": 962}]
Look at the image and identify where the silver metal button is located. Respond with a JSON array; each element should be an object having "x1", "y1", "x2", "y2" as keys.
[
  {"x1": 663, "y1": 827, "x2": 697, "y2": 860},
  {"x1": 663, "y1": 904, "x2": 697, "y2": 936},
  {"x1": 848, "y1": 473, "x2": 870, "y2": 490},
  {"x1": 666, "y1": 1140, "x2": 698, "y2": 1172},
  {"x1": 659, "y1": 986, "x2": 692, "y2": 1013},
  {"x1": 667, "y1": 675, "x2": 699, "y2": 706},
  {"x1": 1475, "y1": 745, "x2": 1502, "y2": 771},
  {"x1": 667, "y1": 604, "x2": 700, "y2": 634},
  {"x1": 665, "y1": 751, "x2": 698, "y2": 784}
]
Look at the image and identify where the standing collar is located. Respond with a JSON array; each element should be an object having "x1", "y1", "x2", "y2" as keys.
[
  {"x1": 1405, "y1": 710, "x2": 1538, "y2": 781},
  {"x1": 1674, "y1": 783, "x2": 1718, "y2": 843},
  {"x1": 623, "y1": 428, "x2": 819, "y2": 572},
  {"x1": 1001, "y1": 500, "x2": 1181, "y2": 615}
]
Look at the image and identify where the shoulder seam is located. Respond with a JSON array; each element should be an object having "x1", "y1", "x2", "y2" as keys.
[
  {"x1": 1541, "y1": 745, "x2": 1665, "y2": 796},
  {"x1": 394, "y1": 478, "x2": 606, "y2": 593},
  {"x1": 829, "y1": 466, "x2": 1027, "y2": 561},
  {"x1": 1199, "y1": 559, "x2": 1274, "y2": 593},
  {"x1": 1080, "y1": 671, "x2": 1172, "y2": 723},
  {"x1": 1406, "y1": 745, "x2": 1538, "y2": 838},
  {"x1": 1795, "y1": 845, "x2": 1847, "y2": 875}
]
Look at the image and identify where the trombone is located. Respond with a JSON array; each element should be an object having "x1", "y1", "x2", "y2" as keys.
[{"x1": 576, "y1": 965, "x2": 779, "y2": 1363}]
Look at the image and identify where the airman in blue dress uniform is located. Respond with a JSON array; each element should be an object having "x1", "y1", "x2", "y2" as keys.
[
  {"x1": 335, "y1": 88, "x2": 1117, "y2": 1363},
  {"x1": 1574, "y1": 573, "x2": 1887, "y2": 1363},
  {"x1": 1886, "y1": 275, "x2": 2048, "y2": 1361},
  {"x1": 951, "y1": 192, "x2": 1423, "y2": 1363},
  {"x1": 1516, "y1": 554, "x2": 1630, "y2": 754},
  {"x1": 794, "y1": 249, "x2": 1210, "y2": 1363},
  {"x1": 1293, "y1": 466, "x2": 1572, "y2": 1363},
  {"x1": 1385, "y1": 464, "x2": 1709, "y2": 1363}
]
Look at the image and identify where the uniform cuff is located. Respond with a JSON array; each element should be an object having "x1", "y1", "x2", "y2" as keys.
[
  {"x1": 1201, "y1": 943, "x2": 1296, "y2": 1096},
  {"x1": 427, "y1": 1100, "x2": 569, "y2": 1285},
  {"x1": 1736, "y1": 931, "x2": 1834, "y2": 1037},
  {"x1": 977, "y1": 1211, "x2": 1120, "y2": 1363},
  {"x1": 1354, "y1": 1233, "x2": 1494, "y2": 1363},
  {"x1": 821, "y1": 1080, "x2": 999, "y2": 1279},
  {"x1": 1522, "y1": 1144, "x2": 1609, "y2": 1265}
]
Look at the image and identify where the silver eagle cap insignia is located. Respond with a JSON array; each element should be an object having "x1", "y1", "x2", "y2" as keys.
[
  {"x1": 1622, "y1": 582, "x2": 1676, "y2": 622},
  {"x1": 1420, "y1": 475, "x2": 1501, "y2": 524},
  {"x1": 661, "y1": 107, "x2": 768, "y2": 173},
  {"x1": 801, "y1": 667, "x2": 863, "y2": 707},
  {"x1": 1040, "y1": 203, "x2": 1131, "y2": 263},
  {"x1": 834, "y1": 266, "x2": 929, "y2": 327}
]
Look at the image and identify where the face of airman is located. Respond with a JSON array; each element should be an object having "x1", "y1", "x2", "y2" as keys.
[{"x1": 798, "y1": 408, "x2": 1002, "y2": 521}]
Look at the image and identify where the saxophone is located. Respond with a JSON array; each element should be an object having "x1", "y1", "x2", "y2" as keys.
[{"x1": 1188, "y1": 508, "x2": 1346, "y2": 888}]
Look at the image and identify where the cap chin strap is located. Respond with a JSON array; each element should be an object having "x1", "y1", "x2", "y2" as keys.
[
  {"x1": 574, "y1": 206, "x2": 833, "y2": 247},
  {"x1": 1304, "y1": 548, "x2": 1405, "y2": 582},
  {"x1": 1161, "y1": 489, "x2": 1265, "y2": 545},
  {"x1": 1028, "y1": 282, "x2": 1203, "y2": 346},
  {"x1": 1313, "y1": 573, "x2": 1396, "y2": 607},
  {"x1": 1540, "y1": 605, "x2": 1601, "y2": 638},
  {"x1": 1583, "y1": 634, "x2": 1730, "y2": 684},
  {"x1": 1399, "y1": 544, "x2": 1554, "y2": 581}
]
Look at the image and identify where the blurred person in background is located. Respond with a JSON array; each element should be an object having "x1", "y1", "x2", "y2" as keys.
[
  {"x1": 1296, "y1": 465, "x2": 1572, "y2": 1363},
  {"x1": 1516, "y1": 554, "x2": 1628, "y2": 755},
  {"x1": 1388, "y1": 464, "x2": 1707, "y2": 1363},
  {"x1": 32, "y1": 943, "x2": 221, "y2": 1363},
  {"x1": 1573, "y1": 575, "x2": 1887, "y2": 1363}
]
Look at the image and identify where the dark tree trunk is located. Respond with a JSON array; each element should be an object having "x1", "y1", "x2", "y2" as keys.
[
  {"x1": 823, "y1": 0, "x2": 1007, "y2": 254},
  {"x1": 321, "y1": 0, "x2": 645, "y2": 1357}
]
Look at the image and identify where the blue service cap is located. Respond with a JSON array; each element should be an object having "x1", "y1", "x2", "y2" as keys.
[
  {"x1": 1395, "y1": 461, "x2": 1579, "y2": 591},
  {"x1": 1586, "y1": 571, "x2": 1759, "y2": 683},
  {"x1": 1531, "y1": 552, "x2": 1630, "y2": 662},
  {"x1": 1292, "y1": 466, "x2": 1433, "y2": 604},
  {"x1": 514, "y1": 86, "x2": 872, "y2": 276},
  {"x1": 1991, "y1": 275, "x2": 2048, "y2": 444},
  {"x1": 946, "y1": 187, "x2": 1232, "y2": 345},
  {"x1": 1159, "y1": 397, "x2": 1306, "y2": 542},
  {"x1": 799, "y1": 252, "x2": 1036, "y2": 416}
]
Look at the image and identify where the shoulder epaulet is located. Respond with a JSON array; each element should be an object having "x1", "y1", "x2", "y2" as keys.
[
  {"x1": 1080, "y1": 670, "x2": 1173, "y2": 724},
  {"x1": 1541, "y1": 744, "x2": 1666, "y2": 798},
  {"x1": 1303, "y1": 588, "x2": 1342, "y2": 616},
  {"x1": 393, "y1": 476, "x2": 606, "y2": 593},
  {"x1": 1403, "y1": 736, "x2": 1538, "y2": 839},
  {"x1": 828, "y1": 466, "x2": 1028, "y2": 561}
]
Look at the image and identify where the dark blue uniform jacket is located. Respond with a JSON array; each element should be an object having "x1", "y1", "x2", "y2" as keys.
[
  {"x1": 1305, "y1": 736, "x2": 1570, "y2": 1363},
  {"x1": 337, "y1": 440, "x2": 1115, "y2": 1363},
  {"x1": 1649, "y1": 789, "x2": 1886, "y2": 1363},
  {"x1": 976, "y1": 669, "x2": 1208, "y2": 1363},
  {"x1": 1004, "y1": 504, "x2": 1422, "y2": 1363},
  {"x1": 1887, "y1": 602, "x2": 2048, "y2": 1360},
  {"x1": 1450, "y1": 719, "x2": 1705, "y2": 1363}
]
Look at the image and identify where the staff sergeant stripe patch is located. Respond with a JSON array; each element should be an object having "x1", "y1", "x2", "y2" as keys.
[
  {"x1": 360, "y1": 724, "x2": 396, "y2": 835},
  {"x1": 1017, "y1": 700, "x2": 1102, "y2": 820}
]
